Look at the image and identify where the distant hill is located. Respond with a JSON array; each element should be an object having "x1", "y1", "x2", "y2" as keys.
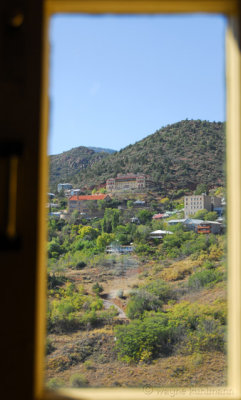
[
  {"x1": 49, "y1": 146, "x2": 110, "y2": 190},
  {"x1": 88, "y1": 147, "x2": 116, "y2": 154},
  {"x1": 49, "y1": 120, "x2": 225, "y2": 193}
]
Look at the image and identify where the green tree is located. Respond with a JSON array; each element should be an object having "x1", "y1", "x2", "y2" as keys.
[
  {"x1": 48, "y1": 238, "x2": 64, "y2": 258},
  {"x1": 195, "y1": 183, "x2": 208, "y2": 195},
  {"x1": 134, "y1": 225, "x2": 152, "y2": 243},
  {"x1": 97, "y1": 200, "x2": 106, "y2": 210},
  {"x1": 192, "y1": 209, "x2": 208, "y2": 220},
  {"x1": 137, "y1": 209, "x2": 153, "y2": 224},
  {"x1": 69, "y1": 210, "x2": 80, "y2": 224},
  {"x1": 79, "y1": 225, "x2": 99, "y2": 240},
  {"x1": 204, "y1": 211, "x2": 218, "y2": 221},
  {"x1": 96, "y1": 232, "x2": 114, "y2": 250},
  {"x1": 127, "y1": 200, "x2": 134, "y2": 208},
  {"x1": 101, "y1": 208, "x2": 120, "y2": 233},
  {"x1": 115, "y1": 225, "x2": 131, "y2": 245}
]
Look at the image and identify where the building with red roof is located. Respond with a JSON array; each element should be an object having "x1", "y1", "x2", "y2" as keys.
[
  {"x1": 68, "y1": 194, "x2": 111, "y2": 214},
  {"x1": 152, "y1": 213, "x2": 170, "y2": 220}
]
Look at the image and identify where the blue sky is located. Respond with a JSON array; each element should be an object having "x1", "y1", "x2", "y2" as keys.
[{"x1": 49, "y1": 14, "x2": 226, "y2": 155}]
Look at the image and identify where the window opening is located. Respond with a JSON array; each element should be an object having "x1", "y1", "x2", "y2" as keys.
[{"x1": 45, "y1": 14, "x2": 227, "y2": 389}]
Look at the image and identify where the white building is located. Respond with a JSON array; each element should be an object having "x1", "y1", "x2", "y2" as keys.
[
  {"x1": 149, "y1": 230, "x2": 173, "y2": 239},
  {"x1": 57, "y1": 183, "x2": 73, "y2": 193},
  {"x1": 106, "y1": 173, "x2": 154, "y2": 192},
  {"x1": 184, "y1": 194, "x2": 221, "y2": 218}
]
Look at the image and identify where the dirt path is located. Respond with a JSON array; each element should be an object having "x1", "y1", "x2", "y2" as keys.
[
  {"x1": 66, "y1": 254, "x2": 140, "y2": 318},
  {"x1": 101, "y1": 256, "x2": 140, "y2": 319},
  {"x1": 103, "y1": 299, "x2": 127, "y2": 318},
  {"x1": 102, "y1": 261, "x2": 140, "y2": 295}
]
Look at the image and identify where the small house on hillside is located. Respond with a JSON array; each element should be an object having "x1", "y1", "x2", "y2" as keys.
[
  {"x1": 133, "y1": 200, "x2": 146, "y2": 206},
  {"x1": 106, "y1": 244, "x2": 134, "y2": 254},
  {"x1": 168, "y1": 218, "x2": 222, "y2": 234},
  {"x1": 149, "y1": 230, "x2": 173, "y2": 239},
  {"x1": 49, "y1": 211, "x2": 61, "y2": 219},
  {"x1": 199, "y1": 220, "x2": 223, "y2": 234},
  {"x1": 168, "y1": 219, "x2": 187, "y2": 225},
  {"x1": 130, "y1": 217, "x2": 140, "y2": 224},
  {"x1": 183, "y1": 219, "x2": 204, "y2": 231},
  {"x1": 70, "y1": 188, "x2": 81, "y2": 196},
  {"x1": 68, "y1": 194, "x2": 111, "y2": 213},
  {"x1": 57, "y1": 183, "x2": 73, "y2": 193}
]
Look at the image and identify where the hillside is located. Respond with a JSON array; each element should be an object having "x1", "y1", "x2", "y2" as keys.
[
  {"x1": 49, "y1": 120, "x2": 225, "y2": 193},
  {"x1": 46, "y1": 207, "x2": 227, "y2": 388},
  {"x1": 49, "y1": 146, "x2": 110, "y2": 190}
]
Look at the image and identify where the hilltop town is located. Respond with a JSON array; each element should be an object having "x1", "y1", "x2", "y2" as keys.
[{"x1": 49, "y1": 174, "x2": 225, "y2": 239}]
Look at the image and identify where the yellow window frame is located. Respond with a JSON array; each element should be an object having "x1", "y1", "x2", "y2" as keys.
[{"x1": 35, "y1": 1, "x2": 241, "y2": 400}]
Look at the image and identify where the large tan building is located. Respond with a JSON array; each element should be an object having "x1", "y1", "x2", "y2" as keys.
[
  {"x1": 106, "y1": 173, "x2": 154, "y2": 192},
  {"x1": 184, "y1": 194, "x2": 222, "y2": 218}
]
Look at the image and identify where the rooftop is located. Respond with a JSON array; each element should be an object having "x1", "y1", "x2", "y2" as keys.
[
  {"x1": 69, "y1": 194, "x2": 109, "y2": 201},
  {"x1": 153, "y1": 213, "x2": 169, "y2": 219}
]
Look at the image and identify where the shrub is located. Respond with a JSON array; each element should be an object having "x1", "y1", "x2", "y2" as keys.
[
  {"x1": 188, "y1": 268, "x2": 223, "y2": 289},
  {"x1": 134, "y1": 243, "x2": 155, "y2": 255},
  {"x1": 92, "y1": 282, "x2": 104, "y2": 295},
  {"x1": 46, "y1": 378, "x2": 64, "y2": 389},
  {"x1": 75, "y1": 261, "x2": 87, "y2": 270},
  {"x1": 115, "y1": 300, "x2": 226, "y2": 362},
  {"x1": 80, "y1": 310, "x2": 98, "y2": 328},
  {"x1": 166, "y1": 301, "x2": 226, "y2": 354},
  {"x1": 46, "y1": 337, "x2": 55, "y2": 355},
  {"x1": 48, "y1": 314, "x2": 80, "y2": 334},
  {"x1": 202, "y1": 260, "x2": 215, "y2": 269},
  {"x1": 126, "y1": 290, "x2": 163, "y2": 319},
  {"x1": 142, "y1": 279, "x2": 175, "y2": 303},
  {"x1": 70, "y1": 373, "x2": 88, "y2": 388},
  {"x1": 95, "y1": 308, "x2": 118, "y2": 325},
  {"x1": 84, "y1": 360, "x2": 95, "y2": 370},
  {"x1": 115, "y1": 312, "x2": 176, "y2": 363},
  {"x1": 73, "y1": 238, "x2": 85, "y2": 251},
  {"x1": 90, "y1": 298, "x2": 103, "y2": 311},
  {"x1": 193, "y1": 316, "x2": 226, "y2": 352},
  {"x1": 47, "y1": 273, "x2": 66, "y2": 290}
]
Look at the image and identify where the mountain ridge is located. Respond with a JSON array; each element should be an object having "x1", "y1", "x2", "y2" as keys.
[{"x1": 49, "y1": 120, "x2": 225, "y2": 193}]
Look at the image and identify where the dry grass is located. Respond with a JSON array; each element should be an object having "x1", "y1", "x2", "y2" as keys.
[
  {"x1": 46, "y1": 347, "x2": 226, "y2": 388},
  {"x1": 159, "y1": 258, "x2": 199, "y2": 282}
]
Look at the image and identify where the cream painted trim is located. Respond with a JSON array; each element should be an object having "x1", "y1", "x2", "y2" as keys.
[
  {"x1": 35, "y1": 1, "x2": 241, "y2": 400},
  {"x1": 45, "y1": 0, "x2": 238, "y2": 16},
  {"x1": 43, "y1": 387, "x2": 237, "y2": 400},
  {"x1": 34, "y1": 10, "x2": 50, "y2": 400},
  {"x1": 226, "y1": 17, "x2": 241, "y2": 396}
]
